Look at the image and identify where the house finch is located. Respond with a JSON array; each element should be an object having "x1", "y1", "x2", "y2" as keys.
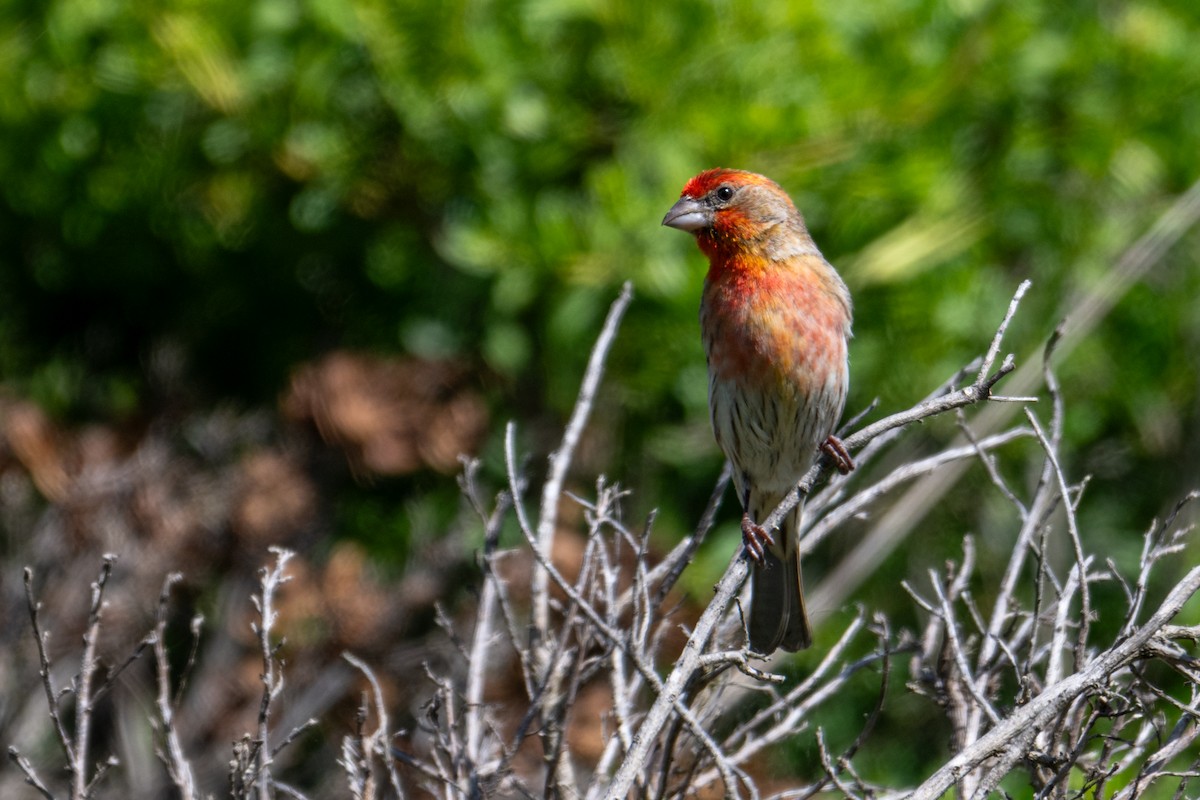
[{"x1": 663, "y1": 168, "x2": 853, "y2": 653}]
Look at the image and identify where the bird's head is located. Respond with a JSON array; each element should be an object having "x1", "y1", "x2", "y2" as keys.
[{"x1": 662, "y1": 169, "x2": 807, "y2": 252}]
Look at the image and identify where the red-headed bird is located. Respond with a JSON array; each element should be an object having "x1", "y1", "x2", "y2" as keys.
[{"x1": 663, "y1": 168, "x2": 853, "y2": 653}]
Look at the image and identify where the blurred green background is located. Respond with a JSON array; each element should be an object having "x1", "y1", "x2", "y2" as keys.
[
  {"x1": 5, "y1": 0, "x2": 1198, "y2": 538},
  {"x1": 2, "y1": 0, "x2": 1200, "y2": 786}
]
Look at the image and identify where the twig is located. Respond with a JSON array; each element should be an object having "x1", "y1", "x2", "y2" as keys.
[
  {"x1": 74, "y1": 556, "x2": 117, "y2": 799},
  {"x1": 977, "y1": 280, "x2": 1030, "y2": 385},
  {"x1": 152, "y1": 573, "x2": 198, "y2": 800},
  {"x1": 930, "y1": 572, "x2": 1001, "y2": 726},
  {"x1": 463, "y1": 463, "x2": 512, "y2": 775},
  {"x1": 652, "y1": 462, "x2": 732, "y2": 607},
  {"x1": 1025, "y1": 408, "x2": 1093, "y2": 675},
  {"x1": 271, "y1": 719, "x2": 319, "y2": 759},
  {"x1": 342, "y1": 653, "x2": 406, "y2": 798},
  {"x1": 23, "y1": 567, "x2": 77, "y2": 770},
  {"x1": 532, "y1": 282, "x2": 633, "y2": 637},
  {"x1": 249, "y1": 547, "x2": 295, "y2": 797},
  {"x1": 7, "y1": 746, "x2": 55, "y2": 800}
]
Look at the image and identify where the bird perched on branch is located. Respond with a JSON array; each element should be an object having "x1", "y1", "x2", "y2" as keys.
[{"x1": 663, "y1": 168, "x2": 854, "y2": 653}]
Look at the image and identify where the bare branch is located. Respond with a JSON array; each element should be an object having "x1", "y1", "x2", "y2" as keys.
[
  {"x1": 7, "y1": 746, "x2": 56, "y2": 800},
  {"x1": 152, "y1": 573, "x2": 199, "y2": 800},
  {"x1": 23, "y1": 567, "x2": 77, "y2": 770},
  {"x1": 342, "y1": 653, "x2": 406, "y2": 798},
  {"x1": 977, "y1": 279, "x2": 1030, "y2": 385},
  {"x1": 532, "y1": 281, "x2": 633, "y2": 635},
  {"x1": 72, "y1": 555, "x2": 117, "y2": 799}
]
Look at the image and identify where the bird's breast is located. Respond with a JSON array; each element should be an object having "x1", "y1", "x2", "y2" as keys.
[{"x1": 700, "y1": 266, "x2": 848, "y2": 395}]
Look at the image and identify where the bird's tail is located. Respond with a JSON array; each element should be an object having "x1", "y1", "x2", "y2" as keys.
[{"x1": 748, "y1": 502, "x2": 812, "y2": 653}]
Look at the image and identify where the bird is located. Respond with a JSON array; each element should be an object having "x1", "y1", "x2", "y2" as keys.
[{"x1": 663, "y1": 168, "x2": 854, "y2": 653}]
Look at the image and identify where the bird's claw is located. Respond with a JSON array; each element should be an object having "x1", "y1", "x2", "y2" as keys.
[
  {"x1": 821, "y1": 435, "x2": 855, "y2": 474},
  {"x1": 741, "y1": 513, "x2": 775, "y2": 562}
]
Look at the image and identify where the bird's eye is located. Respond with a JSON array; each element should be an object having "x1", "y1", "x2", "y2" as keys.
[{"x1": 715, "y1": 186, "x2": 735, "y2": 202}]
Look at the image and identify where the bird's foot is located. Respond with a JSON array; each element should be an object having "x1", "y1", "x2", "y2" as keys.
[
  {"x1": 821, "y1": 435, "x2": 855, "y2": 474},
  {"x1": 741, "y1": 513, "x2": 775, "y2": 563}
]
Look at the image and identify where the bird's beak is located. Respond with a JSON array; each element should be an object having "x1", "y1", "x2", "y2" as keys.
[{"x1": 662, "y1": 196, "x2": 711, "y2": 232}]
